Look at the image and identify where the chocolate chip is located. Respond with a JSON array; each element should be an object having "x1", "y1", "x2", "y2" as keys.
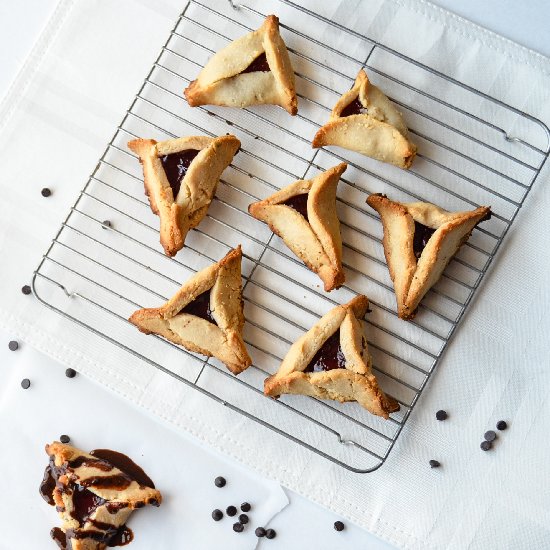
[
  {"x1": 429, "y1": 459, "x2": 440, "y2": 468},
  {"x1": 496, "y1": 420, "x2": 507, "y2": 431},
  {"x1": 233, "y1": 522, "x2": 244, "y2": 533},
  {"x1": 334, "y1": 521, "x2": 345, "y2": 532},
  {"x1": 436, "y1": 410, "x2": 448, "y2": 421},
  {"x1": 8, "y1": 340, "x2": 19, "y2": 351},
  {"x1": 59, "y1": 435, "x2": 70, "y2": 444},
  {"x1": 41, "y1": 188, "x2": 52, "y2": 197},
  {"x1": 480, "y1": 440, "x2": 492, "y2": 451},
  {"x1": 255, "y1": 527, "x2": 266, "y2": 538},
  {"x1": 21, "y1": 378, "x2": 31, "y2": 389},
  {"x1": 239, "y1": 514, "x2": 249, "y2": 524},
  {"x1": 101, "y1": 220, "x2": 112, "y2": 229},
  {"x1": 22, "y1": 285, "x2": 32, "y2": 295},
  {"x1": 240, "y1": 502, "x2": 251, "y2": 512},
  {"x1": 211, "y1": 509, "x2": 223, "y2": 521},
  {"x1": 65, "y1": 368, "x2": 77, "y2": 378},
  {"x1": 226, "y1": 505, "x2": 237, "y2": 517},
  {"x1": 225, "y1": 120, "x2": 234, "y2": 126},
  {"x1": 484, "y1": 430, "x2": 497, "y2": 442},
  {"x1": 214, "y1": 476, "x2": 226, "y2": 488},
  {"x1": 265, "y1": 529, "x2": 276, "y2": 539}
]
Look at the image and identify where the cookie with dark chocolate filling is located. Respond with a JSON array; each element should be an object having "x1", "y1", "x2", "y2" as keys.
[
  {"x1": 264, "y1": 295, "x2": 399, "y2": 418},
  {"x1": 128, "y1": 134, "x2": 240, "y2": 256},
  {"x1": 367, "y1": 193, "x2": 491, "y2": 319},
  {"x1": 129, "y1": 246, "x2": 251, "y2": 374},
  {"x1": 248, "y1": 163, "x2": 347, "y2": 292},
  {"x1": 312, "y1": 69, "x2": 417, "y2": 169},
  {"x1": 184, "y1": 15, "x2": 297, "y2": 115},
  {"x1": 41, "y1": 442, "x2": 161, "y2": 550}
]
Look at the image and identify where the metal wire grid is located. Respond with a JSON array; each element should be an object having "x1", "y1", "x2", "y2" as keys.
[{"x1": 32, "y1": 0, "x2": 550, "y2": 472}]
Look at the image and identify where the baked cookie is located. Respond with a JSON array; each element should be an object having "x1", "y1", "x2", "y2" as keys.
[
  {"x1": 184, "y1": 15, "x2": 297, "y2": 115},
  {"x1": 41, "y1": 441, "x2": 161, "y2": 550},
  {"x1": 248, "y1": 163, "x2": 347, "y2": 292},
  {"x1": 129, "y1": 246, "x2": 251, "y2": 374},
  {"x1": 367, "y1": 193, "x2": 491, "y2": 319},
  {"x1": 312, "y1": 69, "x2": 417, "y2": 169},
  {"x1": 264, "y1": 295, "x2": 399, "y2": 418},
  {"x1": 128, "y1": 134, "x2": 240, "y2": 256}
]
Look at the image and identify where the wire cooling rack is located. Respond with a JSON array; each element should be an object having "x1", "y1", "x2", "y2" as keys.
[{"x1": 32, "y1": 0, "x2": 550, "y2": 472}]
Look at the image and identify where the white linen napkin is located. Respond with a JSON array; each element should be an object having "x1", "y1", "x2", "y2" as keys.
[{"x1": 1, "y1": 0, "x2": 549, "y2": 548}]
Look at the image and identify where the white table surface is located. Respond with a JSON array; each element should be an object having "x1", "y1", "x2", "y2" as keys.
[{"x1": 1, "y1": 1, "x2": 548, "y2": 549}]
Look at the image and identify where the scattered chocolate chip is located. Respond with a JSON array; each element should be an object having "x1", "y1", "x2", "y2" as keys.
[
  {"x1": 496, "y1": 420, "x2": 507, "y2": 431},
  {"x1": 214, "y1": 476, "x2": 226, "y2": 488},
  {"x1": 240, "y1": 502, "x2": 251, "y2": 512},
  {"x1": 248, "y1": 173, "x2": 254, "y2": 178},
  {"x1": 265, "y1": 529, "x2": 276, "y2": 539},
  {"x1": 8, "y1": 340, "x2": 19, "y2": 351},
  {"x1": 101, "y1": 220, "x2": 112, "y2": 229},
  {"x1": 59, "y1": 435, "x2": 70, "y2": 444},
  {"x1": 254, "y1": 135, "x2": 259, "y2": 139},
  {"x1": 233, "y1": 522, "x2": 244, "y2": 533},
  {"x1": 22, "y1": 285, "x2": 32, "y2": 295},
  {"x1": 41, "y1": 188, "x2": 52, "y2": 197},
  {"x1": 211, "y1": 509, "x2": 223, "y2": 521},
  {"x1": 226, "y1": 505, "x2": 237, "y2": 517},
  {"x1": 429, "y1": 459, "x2": 441, "y2": 468},
  {"x1": 484, "y1": 430, "x2": 497, "y2": 442},
  {"x1": 21, "y1": 378, "x2": 31, "y2": 389},
  {"x1": 65, "y1": 368, "x2": 77, "y2": 378},
  {"x1": 480, "y1": 440, "x2": 492, "y2": 451},
  {"x1": 255, "y1": 527, "x2": 266, "y2": 538},
  {"x1": 239, "y1": 514, "x2": 249, "y2": 524},
  {"x1": 334, "y1": 521, "x2": 345, "y2": 532},
  {"x1": 436, "y1": 410, "x2": 448, "y2": 421}
]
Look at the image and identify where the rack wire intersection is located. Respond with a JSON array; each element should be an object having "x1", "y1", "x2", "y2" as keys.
[{"x1": 33, "y1": 0, "x2": 550, "y2": 472}]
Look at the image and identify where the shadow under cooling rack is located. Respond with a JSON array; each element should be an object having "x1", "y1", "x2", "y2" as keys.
[{"x1": 32, "y1": 0, "x2": 550, "y2": 472}]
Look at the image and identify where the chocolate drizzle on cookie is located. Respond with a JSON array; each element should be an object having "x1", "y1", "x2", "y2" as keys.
[
  {"x1": 240, "y1": 52, "x2": 270, "y2": 74},
  {"x1": 161, "y1": 149, "x2": 200, "y2": 198},
  {"x1": 304, "y1": 330, "x2": 345, "y2": 372},
  {"x1": 282, "y1": 193, "x2": 309, "y2": 221},
  {"x1": 41, "y1": 444, "x2": 160, "y2": 549},
  {"x1": 179, "y1": 289, "x2": 217, "y2": 325},
  {"x1": 90, "y1": 449, "x2": 155, "y2": 489}
]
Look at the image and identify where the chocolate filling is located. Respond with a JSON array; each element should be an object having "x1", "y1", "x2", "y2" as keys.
[
  {"x1": 240, "y1": 52, "x2": 270, "y2": 74},
  {"x1": 304, "y1": 330, "x2": 345, "y2": 372},
  {"x1": 161, "y1": 149, "x2": 200, "y2": 198},
  {"x1": 179, "y1": 289, "x2": 217, "y2": 325},
  {"x1": 412, "y1": 222, "x2": 436, "y2": 259},
  {"x1": 71, "y1": 484, "x2": 107, "y2": 522},
  {"x1": 340, "y1": 98, "x2": 366, "y2": 117},
  {"x1": 282, "y1": 193, "x2": 309, "y2": 221}
]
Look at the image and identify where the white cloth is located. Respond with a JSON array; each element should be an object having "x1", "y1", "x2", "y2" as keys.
[{"x1": 0, "y1": 1, "x2": 549, "y2": 549}]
